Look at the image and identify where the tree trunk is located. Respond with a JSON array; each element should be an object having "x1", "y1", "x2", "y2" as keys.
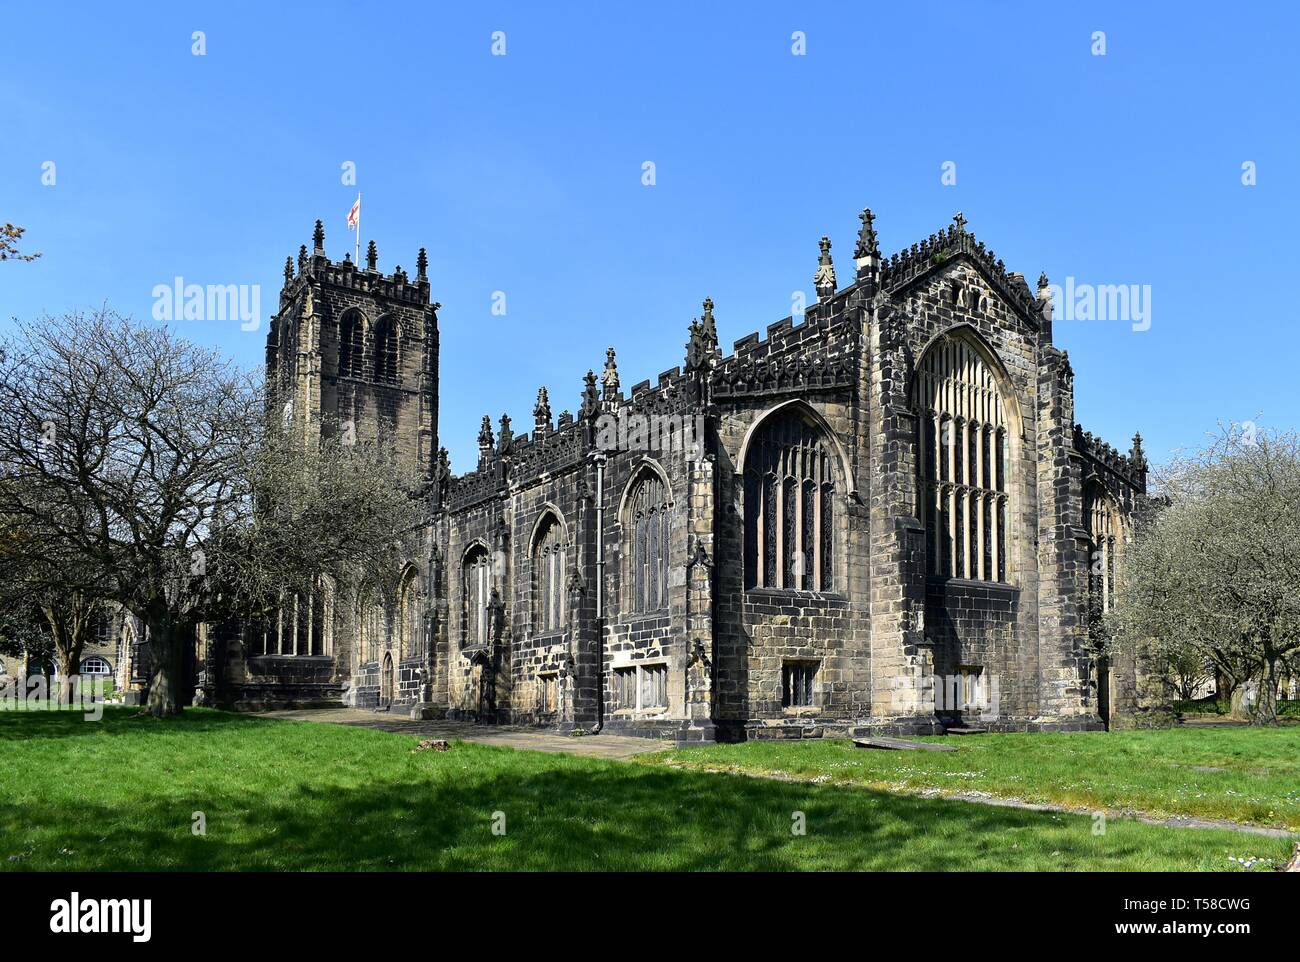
[
  {"x1": 145, "y1": 614, "x2": 191, "y2": 718},
  {"x1": 55, "y1": 648, "x2": 79, "y2": 704}
]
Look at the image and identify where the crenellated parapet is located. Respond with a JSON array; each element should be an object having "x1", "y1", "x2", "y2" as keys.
[
  {"x1": 278, "y1": 221, "x2": 435, "y2": 312},
  {"x1": 1073, "y1": 424, "x2": 1147, "y2": 492}
]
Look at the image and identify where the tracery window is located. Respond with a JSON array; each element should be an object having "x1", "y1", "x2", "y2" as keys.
[
  {"x1": 1086, "y1": 487, "x2": 1120, "y2": 615},
  {"x1": 398, "y1": 567, "x2": 420, "y2": 658},
  {"x1": 247, "y1": 575, "x2": 332, "y2": 656},
  {"x1": 463, "y1": 547, "x2": 491, "y2": 648},
  {"x1": 626, "y1": 469, "x2": 671, "y2": 613},
  {"x1": 917, "y1": 336, "x2": 1010, "y2": 582},
  {"x1": 743, "y1": 408, "x2": 836, "y2": 592},
  {"x1": 339, "y1": 310, "x2": 365, "y2": 379},
  {"x1": 374, "y1": 316, "x2": 399, "y2": 384},
  {"x1": 533, "y1": 515, "x2": 566, "y2": 633}
]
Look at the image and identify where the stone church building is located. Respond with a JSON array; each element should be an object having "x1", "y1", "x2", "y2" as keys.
[{"x1": 200, "y1": 208, "x2": 1150, "y2": 740}]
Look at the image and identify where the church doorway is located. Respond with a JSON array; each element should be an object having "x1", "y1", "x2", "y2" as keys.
[
  {"x1": 1097, "y1": 657, "x2": 1111, "y2": 730},
  {"x1": 381, "y1": 652, "x2": 394, "y2": 709}
]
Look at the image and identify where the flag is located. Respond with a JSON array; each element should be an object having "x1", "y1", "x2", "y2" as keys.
[{"x1": 347, "y1": 194, "x2": 361, "y2": 230}]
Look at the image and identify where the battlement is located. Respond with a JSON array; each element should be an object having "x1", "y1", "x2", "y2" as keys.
[
  {"x1": 1074, "y1": 424, "x2": 1148, "y2": 492},
  {"x1": 278, "y1": 220, "x2": 436, "y2": 311}
]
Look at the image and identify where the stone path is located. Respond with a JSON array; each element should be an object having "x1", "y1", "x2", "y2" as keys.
[
  {"x1": 262, "y1": 707, "x2": 663, "y2": 760},
  {"x1": 267, "y1": 708, "x2": 1297, "y2": 840}
]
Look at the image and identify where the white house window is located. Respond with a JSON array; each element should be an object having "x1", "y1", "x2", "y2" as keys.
[
  {"x1": 917, "y1": 335, "x2": 1010, "y2": 582},
  {"x1": 80, "y1": 656, "x2": 112, "y2": 676}
]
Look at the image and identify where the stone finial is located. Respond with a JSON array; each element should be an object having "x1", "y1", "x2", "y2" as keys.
[
  {"x1": 533, "y1": 386, "x2": 552, "y2": 434},
  {"x1": 284, "y1": 256, "x2": 294, "y2": 284},
  {"x1": 953, "y1": 211, "x2": 967, "y2": 234},
  {"x1": 478, "y1": 414, "x2": 495, "y2": 451},
  {"x1": 366, "y1": 240, "x2": 378, "y2": 271},
  {"x1": 700, "y1": 296, "x2": 717, "y2": 344},
  {"x1": 814, "y1": 235, "x2": 836, "y2": 299},
  {"x1": 854, "y1": 208, "x2": 879, "y2": 259},
  {"x1": 854, "y1": 208, "x2": 881, "y2": 281},
  {"x1": 1130, "y1": 432, "x2": 1148, "y2": 470},
  {"x1": 1037, "y1": 271, "x2": 1050, "y2": 291},
  {"x1": 417, "y1": 247, "x2": 428, "y2": 280},
  {"x1": 686, "y1": 297, "x2": 720, "y2": 375},
  {"x1": 313, "y1": 219, "x2": 325, "y2": 252},
  {"x1": 498, "y1": 414, "x2": 513, "y2": 454},
  {"x1": 602, "y1": 346, "x2": 620, "y2": 399},
  {"x1": 298, "y1": 245, "x2": 308, "y2": 271},
  {"x1": 580, "y1": 369, "x2": 600, "y2": 419}
]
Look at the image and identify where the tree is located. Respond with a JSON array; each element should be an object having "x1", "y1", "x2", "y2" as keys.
[
  {"x1": 0, "y1": 500, "x2": 114, "y2": 700},
  {"x1": 0, "y1": 310, "x2": 427, "y2": 716},
  {"x1": 1110, "y1": 427, "x2": 1300, "y2": 724},
  {"x1": 1, "y1": 223, "x2": 40, "y2": 262}
]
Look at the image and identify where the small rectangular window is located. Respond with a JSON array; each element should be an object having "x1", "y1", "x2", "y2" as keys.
[
  {"x1": 781, "y1": 661, "x2": 817, "y2": 708},
  {"x1": 614, "y1": 664, "x2": 667, "y2": 711},
  {"x1": 538, "y1": 673, "x2": 557, "y2": 713},
  {"x1": 614, "y1": 667, "x2": 637, "y2": 710},
  {"x1": 958, "y1": 665, "x2": 983, "y2": 710}
]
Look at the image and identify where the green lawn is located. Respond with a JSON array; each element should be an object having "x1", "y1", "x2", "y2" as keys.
[
  {"x1": 0, "y1": 708, "x2": 1292, "y2": 871},
  {"x1": 644, "y1": 727, "x2": 1300, "y2": 832}
]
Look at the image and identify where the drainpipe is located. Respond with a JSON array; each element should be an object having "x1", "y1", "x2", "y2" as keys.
[{"x1": 591, "y1": 453, "x2": 606, "y2": 732}]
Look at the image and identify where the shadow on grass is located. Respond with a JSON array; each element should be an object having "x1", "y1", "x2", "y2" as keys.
[
  {"x1": 1, "y1": 709, "x2": 1289, "y2": 871},
  {"x1": 0, "y1": 706, "x2": 272, "y2": 741}
]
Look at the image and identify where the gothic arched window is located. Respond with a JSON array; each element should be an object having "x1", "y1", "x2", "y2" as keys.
[
  {"x1": 339, "y1": 310, "x2": 366, "y2": 379},
  {"x1": 917, "y1": 335, "x2": 1010, "y2": 582},
  {"x1": 625, "y1": 468, "x2": 671, "y2": 613},
  {"x1": 743, "y1": 407, "x2": 837, "y2": 592},
  {"x1": 533, "y1": 514, "x2": 566, "y2": 633},
  {"x1": 463, "y1": 547, "x2": 490, "y2": 648},
  {"x1": 1085, "y1": 486, "x2": 1121, "y2": 616},
  {"x1": 374, "y1": 316, "x2": 399, "y2": 385},
  {"x1": 398, "y1": 567, "x2": 420, "y2": 658},
  {"x1": 357, "y1": 587, "x2": 385, "y2": 665}
]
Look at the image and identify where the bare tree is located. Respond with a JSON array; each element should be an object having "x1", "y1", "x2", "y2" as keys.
[
  {"x1": 0, "y1": 310, "x2": 427, "y2": 716},
  {"x1": 1110, "y1": 427, "x2": 1300, "y2": 724}
]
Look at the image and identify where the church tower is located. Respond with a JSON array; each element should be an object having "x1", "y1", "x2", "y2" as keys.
[{"x1": 267, "y1": 219, "x2": 438, "y2": 478}]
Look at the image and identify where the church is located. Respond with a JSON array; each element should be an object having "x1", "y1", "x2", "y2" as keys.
[{"x1": 201, "y1": 207, "x2": 1150, "y2": 741}]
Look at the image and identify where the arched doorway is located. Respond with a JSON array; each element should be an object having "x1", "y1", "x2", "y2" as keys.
[{"x1": 380, "y1": 652, "x2": 394, "y2": 709}]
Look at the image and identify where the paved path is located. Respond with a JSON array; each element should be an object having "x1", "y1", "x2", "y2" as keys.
[{"x1": 263, "y1": 707, "x2": 663, "y2": 760}]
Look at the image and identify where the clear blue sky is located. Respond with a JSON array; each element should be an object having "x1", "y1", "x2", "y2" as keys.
[{"x1": 3, "y1": 1, "x2": 1297, "y2": 472}]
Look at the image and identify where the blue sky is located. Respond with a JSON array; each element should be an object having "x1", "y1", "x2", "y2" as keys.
[{"x1": 3, "y1": 1, "x2": 1297, "y2": 471}]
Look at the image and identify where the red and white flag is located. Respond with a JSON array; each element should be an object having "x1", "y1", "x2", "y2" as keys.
[{"x1": 347, "y1": 194, "x2": 361, "y2": 230}]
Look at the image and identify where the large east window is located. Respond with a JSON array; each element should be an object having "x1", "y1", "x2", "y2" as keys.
[{"x1": 917, "y1": 336, "x2": 1010, "y2": 582}]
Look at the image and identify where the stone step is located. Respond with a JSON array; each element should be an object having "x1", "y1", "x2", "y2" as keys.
[
  {"x1": 853, "y1": 737, "x2": 957, "y2": 752},
  {"x1": 945, "y1": 726, "x2": 988, "y2": 735}
]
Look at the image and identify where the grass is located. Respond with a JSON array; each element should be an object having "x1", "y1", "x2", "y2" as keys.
[
  {"x1": 643, "y1": 727, "x2": 1300, "y2": 832},
  {"x1": 0, "y1": 708, "x2": 1293, "y2": 871}
]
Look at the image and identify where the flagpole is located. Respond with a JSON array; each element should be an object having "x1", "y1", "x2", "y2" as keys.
[{"x1": 355, "y1": 191, "x2": 362, "y2": 266}]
